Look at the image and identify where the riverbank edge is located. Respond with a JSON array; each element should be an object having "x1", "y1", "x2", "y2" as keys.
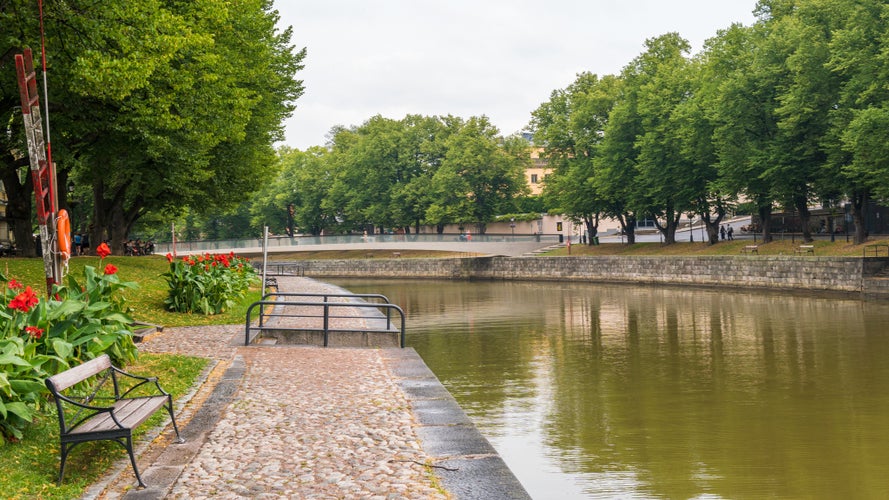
[
  {"x1": 382, "y1": 348, "x2": 532, "y2": 499},
  {"x1": 285, "y1": 255, "x2": 889, "y2": 299}
]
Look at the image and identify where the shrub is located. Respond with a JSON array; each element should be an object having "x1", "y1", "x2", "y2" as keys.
[
  {"x1": 163, "y1": 252, "x2": 257, "y2": 315},
  {"x1": 0, "y1": 248, "x2": 139, "y2": 442}
]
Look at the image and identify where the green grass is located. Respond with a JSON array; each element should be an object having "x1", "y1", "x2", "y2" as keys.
[
  {"x1": 544, "y1": 236, "x2": 889, "y2": 257},
  {"x1": 2, "y1": 255, "x2": 261, "y2": 328},
  {"x1": 0, "y1": 353, "x2": 208, "y2": 500}
]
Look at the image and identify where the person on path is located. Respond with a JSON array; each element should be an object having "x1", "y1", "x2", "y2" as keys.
[
  {"x1": 720, "y1": 225, "x2": 726, "y2": 241},
  {"x1": 727, "y1": 226, "x2": 734, "y2": 240}
]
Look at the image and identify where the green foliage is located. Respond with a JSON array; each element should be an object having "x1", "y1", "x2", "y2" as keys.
[
  {"x1": 1, "y1": 0, "x2": 305, "y2": 254},
  {"x1": 163, "y1": 253, "x2": 258, "y2": 315},
  {"x1": 0, "y1": 262, "x2": 139, "y2": 442}
]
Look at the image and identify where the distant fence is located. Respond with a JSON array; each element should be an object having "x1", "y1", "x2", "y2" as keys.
[{"x1": 152, "y1": 233, "x2": 561, "y2": 254}]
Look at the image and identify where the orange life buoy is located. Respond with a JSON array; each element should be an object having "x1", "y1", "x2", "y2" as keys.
[{"x1": 57, "y1": 209, "x2": 71, "y2": 260}]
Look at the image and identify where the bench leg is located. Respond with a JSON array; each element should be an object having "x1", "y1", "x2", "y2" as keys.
[
  {"x1": 57, "y1": 442, "x2": 70, "y2": 485},
  {"x1": 123, "y1": 436, "x2": 148, "y2": 488},
  {"x1": 166, "y1": 395, "x2": 186, "y2": 444}
]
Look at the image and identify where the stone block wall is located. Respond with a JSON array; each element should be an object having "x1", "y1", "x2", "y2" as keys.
[{"x1": 295, "y1": 256, "x2": 887, "y2": 294}]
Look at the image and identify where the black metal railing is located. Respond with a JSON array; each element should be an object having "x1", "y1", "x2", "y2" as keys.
[
  {"x1": 245, "y1": 293, "x2": 405, "y2": 348},
  {"x1": 863, "y1": 243, "x2": 889, "y2": 258}
]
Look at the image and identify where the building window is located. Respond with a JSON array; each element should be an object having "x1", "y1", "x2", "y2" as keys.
[{"x1": 531, "y1": 174, "x2": 539, "y2": 184}]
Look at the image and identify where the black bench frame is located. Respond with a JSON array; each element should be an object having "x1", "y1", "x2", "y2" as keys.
[{"x1": 45, "y1": 354, "x2": 184, "y2": 487}]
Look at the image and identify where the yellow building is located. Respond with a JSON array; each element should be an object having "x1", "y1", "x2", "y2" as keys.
[{"x1": 525, "y1": 147, "x2": 551, "y2": 196}]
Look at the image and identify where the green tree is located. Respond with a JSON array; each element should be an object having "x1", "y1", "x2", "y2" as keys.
[
  {"x1": 632, "y1": 33, "x2": 701, "y2": 244},
  {"x1": 530, "y1": 72, "x2": 621, "y2": 244},
  {"x1": 1, "y1": 0, "x2": 304, "y2": 254},
  {"x1": 427, "y1": 117, "x2": 528, "y2": 233},
  {"x1": 825, "y1": 0, "x2": 889, "y2": 243},
  {"x1": 703, "y1": 22, "x2": 780, "y2": 242}
]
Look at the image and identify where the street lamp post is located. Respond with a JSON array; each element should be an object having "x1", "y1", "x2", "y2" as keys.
[{"x1": 510, "y1": 218, "x2": 516, "y2": 238}]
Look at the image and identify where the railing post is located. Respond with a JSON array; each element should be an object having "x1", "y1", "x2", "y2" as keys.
[
  {"x1": 245, "y1": 303, "x2": 254, "y2": 346},
  {"x1": 258, "y1": 300, "x2": 265, "y2": 328},
  {"x1": 400, "y1": 310, "x2": 406, "y2": 348},
  {"x1": 323, "y1": 296, "x2": 330, "y2": 347}
]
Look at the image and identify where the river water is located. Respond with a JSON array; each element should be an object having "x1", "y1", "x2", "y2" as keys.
[{"x1": 330, "y1": 278, "x2": 889, "y2": 499}]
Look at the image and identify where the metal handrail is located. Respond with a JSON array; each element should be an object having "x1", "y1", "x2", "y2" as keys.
[
  {"x1": 863, "y1": 243, "x2": 889, "y2": 258},
  {"x1": 257, "y1": 292, "x2": 393, "y2": 328},
  {"x1": 245, "y1": 300, "x2": 406, "y2": 348}
]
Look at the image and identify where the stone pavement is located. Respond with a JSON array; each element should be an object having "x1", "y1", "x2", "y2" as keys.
[{"x1": 86, "y1": 277, "x2": 529, "y2": 500}]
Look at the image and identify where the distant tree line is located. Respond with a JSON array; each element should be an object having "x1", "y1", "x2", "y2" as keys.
[
  {"x1": 184, "y1": 0, "x2": 889, "y2": 246},
  {"x1": 262, "y1": 115, "x2": 532, "y2": 236},
  {"x1": 532, "y1": 0, "x2": 889, "y2": 245}
]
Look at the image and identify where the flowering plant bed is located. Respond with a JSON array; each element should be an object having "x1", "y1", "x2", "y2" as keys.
[
  {"x1": 163, "y1": 252, "x2": 257, "y2": 315},
  {"x1": 0, "y1": 243, "x2": 139, "y2": 442}
]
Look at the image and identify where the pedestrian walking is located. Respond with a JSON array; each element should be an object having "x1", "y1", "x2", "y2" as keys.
[
  {"x1": 720, "y1": 225, "x2": 726, "y2": 240},
  {"x1": 727, "y1": 226, "x2": 734, "y2": 240}
]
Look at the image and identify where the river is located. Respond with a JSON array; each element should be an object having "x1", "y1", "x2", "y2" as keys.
[{"x1": 330, "y1": 278, "x2": 889, "y2": 499}]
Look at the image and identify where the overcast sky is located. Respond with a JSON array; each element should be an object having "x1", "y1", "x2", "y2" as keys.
[{"x1": 274, "y1": 1, "x2": 758, "y2": 150}]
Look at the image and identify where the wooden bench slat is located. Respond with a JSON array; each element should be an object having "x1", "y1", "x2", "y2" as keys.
[
  {"x1": 47, "y1": 355, "x2": 112, "y2": 392},
  {"x1": 69, "y1": 396, "x2": 168, "y2": 435}
]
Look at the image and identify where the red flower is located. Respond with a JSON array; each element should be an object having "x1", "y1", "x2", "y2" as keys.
[
  {"x1": 25, "y1": 326, "x2": 43, "y2": 339},
  {"x1": 104, "y1": 264, "x2": 118, "y2": 275},
  {"x1": 8, "y1": 279, "x2": 23, "y2": 290},
  {"x1": 166, "y1": 253, "x2": 174, "y2": 263},
  {"x1": 96, "y1": 242, "x2": 111, "y2": 258},
  {"x1": 9, "y1": 286, "x2": 39, "y2": 313}
]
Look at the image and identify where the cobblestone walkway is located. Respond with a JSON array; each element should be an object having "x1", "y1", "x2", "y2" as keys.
[{"x1": 98, "y1": 278, "x2": 447, "y2": 499}]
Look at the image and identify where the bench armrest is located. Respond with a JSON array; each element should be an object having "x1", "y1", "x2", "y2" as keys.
[
  {"x1": 111, "y1": 366, "x2": 171, "y2": 399},
  {"x1": 51, "y1": 391, "x2": 116, "y2": 413}
]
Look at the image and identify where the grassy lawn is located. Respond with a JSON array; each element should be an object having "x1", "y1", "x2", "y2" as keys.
[
  {"x1": 2, "y1": 255, "x2": 261, "y2": 328},
  {"x1": 544, "y1": 236, "x2": 889, "y2": 257}
]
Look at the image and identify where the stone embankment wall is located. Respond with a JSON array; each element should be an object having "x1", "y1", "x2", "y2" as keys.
[{"x1": 296, "y1": 256, "x2": 889, "y2": 295}]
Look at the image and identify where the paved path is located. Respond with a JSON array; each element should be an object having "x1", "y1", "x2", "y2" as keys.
[{"x1": 92, "y1": 278, "x2": 449, "y2": 499}]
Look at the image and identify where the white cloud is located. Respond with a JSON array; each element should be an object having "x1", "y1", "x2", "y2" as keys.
[{"x1": 276, "y1": 0, "x2": 758, "y2": 149}]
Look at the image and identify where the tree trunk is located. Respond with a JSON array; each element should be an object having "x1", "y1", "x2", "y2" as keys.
[
  {"x1": 110, "y1": 208, "x2": 129, "y2": 255},
  {"x1": 794, "y1": 197, "x2": 813, "y2": 243},
  {"x1": 851, "y1": 191, "x2": 868, "y2": 245},
  {"x1": 0, "y1": 161, "x2": 38, "y2": 257},
  {"x1": 91, "y1": 180, "x2": 109, "y2": 253},
  {"x1": 620, "y1": 214, "x2": 637, "y2": 245},
  {"x1": 584, "y1": 214, "x2": 599, "y2": 246},
  {"x1": 655, "y1": 210, "x2": 681, "y2": 245},
  {"x1": 758, "y1": 204, "x2": 773, "y2": 243},
  {"x1": 703, "y1": 213, "x2": 724, "y2": 245}
]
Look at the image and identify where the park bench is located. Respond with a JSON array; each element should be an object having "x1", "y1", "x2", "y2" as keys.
[
  {"x1": 795, "y1": 245, "x2": 815, "y2": 255},
  {"x1": 45, "y1": 354, "x2": 183, "y2": 487},
  {"x1": 741, "y1": 245, "x2": 759, "y2": 254}
]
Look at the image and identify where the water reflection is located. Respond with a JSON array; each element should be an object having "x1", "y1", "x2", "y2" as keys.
[{"x1": 332, "y1": 279, "x2": 889, "y2": 499}]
